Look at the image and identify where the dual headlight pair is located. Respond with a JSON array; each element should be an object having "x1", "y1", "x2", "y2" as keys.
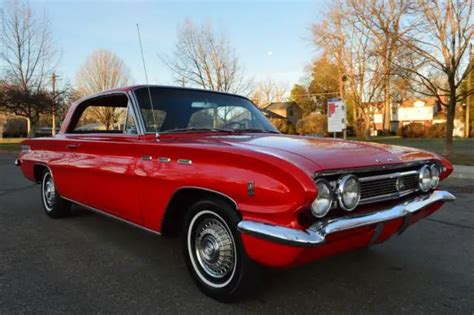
[
  {"x1": 311, "y1": 175, "x2": 360, "y2": 218},
  {"x1": 419, "y1": 164, "x2": 440, "y2": 192},
  {"x1": 311, "y1": 164, "x2": 442, "y2": 219}
]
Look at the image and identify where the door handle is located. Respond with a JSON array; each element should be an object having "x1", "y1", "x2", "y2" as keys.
[{"x1": 66, "y1": 144, "x2": 80, "y2": 149}]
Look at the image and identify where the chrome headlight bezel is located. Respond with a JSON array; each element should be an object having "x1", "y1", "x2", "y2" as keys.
[
  {"x1": 336, "y1": 174, "x2": 361, "y2": 211},
  {"x1": 311, "y1": 179, "x2": 333, "y2": 218},
  {"x1": 430, "y1": 164, "x2": 440, "y2": 189},
  {"x1": 419, "y1": 165, "x2": 432, "y2": 192}
]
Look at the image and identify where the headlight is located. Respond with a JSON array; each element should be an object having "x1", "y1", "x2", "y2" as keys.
[
  {"x1": 419, "y1": 165, "x2": 432, "y2": 192},
  {"x1": 337, "y1": 175, "x2": 360, "y2": 211},
  {"x1": 311, "y1": 179, "x2": 333, "y2": 218},
  {"x1": 430, "y1": 164, "x2": 440, "y2": 188}
]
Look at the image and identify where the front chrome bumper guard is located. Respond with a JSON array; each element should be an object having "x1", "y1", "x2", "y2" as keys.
[{"x1": 238, "y1": 190, "x2": 455, "y2": 247}]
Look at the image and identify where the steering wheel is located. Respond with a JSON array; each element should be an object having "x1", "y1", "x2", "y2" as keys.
[{"x1": 221, "y1": 121, "x2": 244, "y2": 130}]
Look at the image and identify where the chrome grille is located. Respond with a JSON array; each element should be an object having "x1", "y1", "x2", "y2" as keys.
[{"x1": 359, "y1": 171, "x2": 419, "y2": 204}]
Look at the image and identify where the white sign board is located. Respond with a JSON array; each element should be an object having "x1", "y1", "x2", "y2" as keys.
[{"x1": 327, "y1": 98, "x2": 346, "y2": 133}]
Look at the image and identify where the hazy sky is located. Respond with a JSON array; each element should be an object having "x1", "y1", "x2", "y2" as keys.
[{"x1": 21, "y1": 0, "x2": 324, "y2": 91}]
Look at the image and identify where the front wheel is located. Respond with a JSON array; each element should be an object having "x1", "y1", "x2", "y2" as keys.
[
  {"x1": 183, "y1": 199, "x2": 260, "y2": 302},
  {"x1": 41, "y1": 169, "x2": 71, "y2": 218}
]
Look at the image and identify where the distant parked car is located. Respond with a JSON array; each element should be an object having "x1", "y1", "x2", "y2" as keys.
[{"x1": 16, "y1": 85, "x2": 455, "y2": 301}]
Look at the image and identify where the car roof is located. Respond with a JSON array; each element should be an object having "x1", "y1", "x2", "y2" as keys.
[{"x1": 80, "y1": 85, "x2": 249, "y2": 101}]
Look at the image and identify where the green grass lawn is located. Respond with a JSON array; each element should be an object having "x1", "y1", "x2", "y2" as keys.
[
  {"x1": 0, "y1": 138, "x2": 24, "y2": 152},
  {"x1": 355, "y1": 137, "x2": 474, "y2": 166}
]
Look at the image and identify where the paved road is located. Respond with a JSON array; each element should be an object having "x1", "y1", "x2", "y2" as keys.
[{"x1": 0, "y1": 152, "x2": 473, "y2": 314}]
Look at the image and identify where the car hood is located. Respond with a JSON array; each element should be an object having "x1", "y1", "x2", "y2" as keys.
[{"x1": 214, "y1": 134, "x2": 438, "y2": 171}]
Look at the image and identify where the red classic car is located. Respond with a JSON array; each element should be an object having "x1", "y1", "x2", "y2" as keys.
[{"x1": 16, "y1": 85, "x2": 455, "y2": 301}]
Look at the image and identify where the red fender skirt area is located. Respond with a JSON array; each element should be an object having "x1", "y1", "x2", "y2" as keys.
[{"x1": 239, "y1": 191, "x2": 454, "y2": 268}]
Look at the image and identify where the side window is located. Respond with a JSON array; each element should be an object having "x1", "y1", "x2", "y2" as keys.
[
  {"x1": 124, "y1": 107, "x2": 138, "y2": 134},
  {"x1": 70, "y1": 94, "x2": 137, "y2": 134}
]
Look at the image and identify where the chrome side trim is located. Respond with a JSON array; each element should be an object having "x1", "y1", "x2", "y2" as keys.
[
  {"x1": 238, "y1": 190, "x2": 455, "y2": 247},
  {"x1": 177, "y1": 159, "x2": 192, "y2": 165},
  {"x1": 63, "y1": 197, "x2": 161, "y2": 236},
  {"x1": 158, "y1": 157, "x2": 171, "y2": 163}
]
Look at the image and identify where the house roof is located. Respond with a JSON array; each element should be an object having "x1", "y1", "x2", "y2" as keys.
[
  {"x1": 260, "y1": 109, "x2": 287, "y2": 120},
  {"x1": 398, "y1": 97, "x2": 439, "y2": 108},
  {"x1": 264, "y1": 101, "x2": 300, "y2": 111}
]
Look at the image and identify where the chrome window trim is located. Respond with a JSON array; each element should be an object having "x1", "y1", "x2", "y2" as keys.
[{"x1": 128, "y1": 90, "x2": 147, "y2": 135}]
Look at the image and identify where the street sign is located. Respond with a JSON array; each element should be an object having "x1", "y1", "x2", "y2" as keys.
[{"x1": 327, "y1": 98, "x2": 346, "y2": 133}]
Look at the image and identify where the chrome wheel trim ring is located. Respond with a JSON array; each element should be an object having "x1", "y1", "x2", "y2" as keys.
[
  {"x1": 187, "y1": 210, "x2": 237, "y2": 288},
  {"x1": 42, "y1": 172, "x2": 55, "y2": 212}
]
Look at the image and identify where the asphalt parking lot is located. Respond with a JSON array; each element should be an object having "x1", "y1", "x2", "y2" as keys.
[{"x1": 0, "y1": 152, "x2": 473, "y2": 314}]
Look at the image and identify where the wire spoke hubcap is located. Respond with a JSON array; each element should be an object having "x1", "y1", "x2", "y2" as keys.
[{"x1": 195, "y1": 218, "x2": 235, "y2": 279}]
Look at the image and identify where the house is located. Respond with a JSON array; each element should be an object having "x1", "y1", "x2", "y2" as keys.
[
  {"x1": 367, "y1": 97, "x2": 468, "y2": 137},
  {"x1": 263, "y1": 102, "x2": 302, "y2": 124},
  {"x1": 391, "y1": 98, "x2": 442, "y2": 131},
  {"x1": 367, "y1": 98, "x2": 443, "y2": 133}
]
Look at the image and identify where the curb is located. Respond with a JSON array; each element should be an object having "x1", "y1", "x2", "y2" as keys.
[{"x1": 451, "y1": 165, "x2": 474, "y2": 179}]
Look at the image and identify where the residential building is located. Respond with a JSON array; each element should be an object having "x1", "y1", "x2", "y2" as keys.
[{"x1": 263, "y1": 102, "x2": 302, "y2": 124}]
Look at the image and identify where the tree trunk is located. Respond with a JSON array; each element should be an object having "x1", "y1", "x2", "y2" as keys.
[
  {"x1": 26, "y1": 117, "x2": 32, "y2": 138},
  {"x1": 445, "y1": 94, "x2": 457, "y2": 157},
  {"x1": 383, "y1": 78, "x2": 391, "y2": 132}
]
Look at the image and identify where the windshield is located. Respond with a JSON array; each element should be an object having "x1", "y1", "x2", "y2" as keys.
[{"x1": 133, "y1": 87, "x2": 279, "y2": 134}]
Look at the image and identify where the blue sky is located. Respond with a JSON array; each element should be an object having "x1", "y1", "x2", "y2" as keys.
[{"x1": 25, "y1": 0, "x2": 324, "y2": 90}]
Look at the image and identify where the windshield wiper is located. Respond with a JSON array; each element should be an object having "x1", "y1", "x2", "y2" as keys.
[
  {"x1": 235, "y1": 128, "x2": 280, "y2": 134},
  {"x1": 160, "y1": 127, "x2": 235, "y2": 134}
]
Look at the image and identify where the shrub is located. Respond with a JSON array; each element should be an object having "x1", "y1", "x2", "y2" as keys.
[
  {"x1": 398, "y1": 123, "x2": 426, "y2": 138},
  {"x1": 354, "y1": 117, "x2": 368, "y2": 138},
  {"x1": 426, "y1": 123, "x2": 446, "y2": 138},
  {"x1": 271, "y1": 119, "x2": 297, "y2": 135},
  {"x1": 296, "y1": 113, "x2": 327, "y2": 136}
]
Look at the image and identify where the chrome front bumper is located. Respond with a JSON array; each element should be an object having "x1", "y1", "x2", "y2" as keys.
[{"x1": 238, "y1": 190, "x2": 455, "y2": 247}]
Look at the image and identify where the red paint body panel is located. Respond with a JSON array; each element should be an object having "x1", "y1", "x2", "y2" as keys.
[
  {"x1": 241, "y1": 201, "x2": 444, "y2": 268},
  {"x1": 17, "y1": 86, "x2": 454, "y2": 269}
]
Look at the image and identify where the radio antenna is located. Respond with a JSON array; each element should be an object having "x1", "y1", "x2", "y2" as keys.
[{"x1": 136, "y1": 23, "x2": 159, "y2": 137}]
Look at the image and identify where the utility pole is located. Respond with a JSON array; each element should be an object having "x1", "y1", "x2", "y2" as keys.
[
  {"x1": 466, "y1": 45, "x2": 472, "y2": 138},
  {"x1": 51, "y1": 73, "x2": 57, "y2": 136}
]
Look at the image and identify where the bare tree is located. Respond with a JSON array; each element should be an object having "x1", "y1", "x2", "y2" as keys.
[
  {"x1": 348, "y1": 0, "x2": 413, "y2": 131},
  {"x1": 252, "y1": 78, "x2": 287, "y2": 107},
  {"x1": 75, "y1": 49, "x2": 131, "y2": 129},
  {"x1": 163, "y1": 20, "x2": 250, "y2": 94},
  {"x1": 313, "y1": 1, "x2": 384, "y2": 137},
  {"x1": 75, "y1": 49, "x2": 130, "y2": 96},
  {"x1": 0, "y1": 0, "x2": 58, "y2": 136},
  {"x1": 399, "y1": 0, "x2": 473, "y2": 155}
]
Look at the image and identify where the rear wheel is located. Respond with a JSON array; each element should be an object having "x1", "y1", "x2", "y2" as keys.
[
  {"x1": 41, "y1": 169, "x2": 71, "y2": 218},
  {"x1": 182, "y1": 199, "x2": 260, "y2": 302}
]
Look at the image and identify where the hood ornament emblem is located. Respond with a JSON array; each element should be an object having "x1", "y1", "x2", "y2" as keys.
[{"x1": 395, "y1": 177, "x2": 405, "y2": 192}]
